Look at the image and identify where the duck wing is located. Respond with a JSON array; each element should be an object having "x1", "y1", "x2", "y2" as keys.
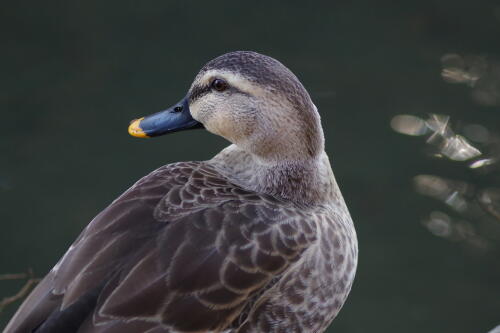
[{"x1": 4, "y1": 162, "x2": 317, "y2": 333}]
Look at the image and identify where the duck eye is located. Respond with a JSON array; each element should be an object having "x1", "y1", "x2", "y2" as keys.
[{"x1": 211, "y1": 78, "x2": 228, "y2": 92}]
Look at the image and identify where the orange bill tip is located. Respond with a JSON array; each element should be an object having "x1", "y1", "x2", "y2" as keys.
[{"x1": 128, "y1": 117, "x2": 149, "y2": 138}]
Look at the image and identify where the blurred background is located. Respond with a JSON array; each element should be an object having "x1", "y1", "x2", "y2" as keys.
[{"x1": 1, "y1": 1, "x2": 499, "y2": 332}]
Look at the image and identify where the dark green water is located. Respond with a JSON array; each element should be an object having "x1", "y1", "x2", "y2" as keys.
[{"x1": 1, "y1": 1, "x2": 499, "y2": 332}]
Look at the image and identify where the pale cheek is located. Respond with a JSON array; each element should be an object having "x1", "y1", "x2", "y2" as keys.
[
  {"x1": 191, "y1": 96, "x2": 257, "y2": 144},
  {"x1": 189, "y1": 103, "x2": 200, "y2": 121},
  {"x1": 190, "y1": 97, "x2": 218, "y2": 124},
  {"x1": 206, "y1": 110, "x2": 240, "y2": 142}
]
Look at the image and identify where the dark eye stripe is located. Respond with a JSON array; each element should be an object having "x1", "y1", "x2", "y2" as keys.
[
  {"x1": 189, "y1": 85, "x2": 211, "y2": 102},
  {"x1": 189, "y1": 82, "x2": 252, "y2": 103}
]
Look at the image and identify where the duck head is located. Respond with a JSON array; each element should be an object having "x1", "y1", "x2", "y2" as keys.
[{"x1": 129, "y1": 51, "x2": 324, "y2": 162}]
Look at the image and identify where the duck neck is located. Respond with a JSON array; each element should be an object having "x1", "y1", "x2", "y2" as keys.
[{"x1": 209, "y1": 144, "x2": 342, "y2": 206}]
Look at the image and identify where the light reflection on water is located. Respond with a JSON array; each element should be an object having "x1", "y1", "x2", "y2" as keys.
[
  {"x1": 391, "y1": 113, "x2": 500, "y2": 250},
  {"x1": 441, "y1": 53, "x2": 500, "y2": 106},
  {"x1": 391, "y1": 114, "x2": 485, "y2": 163},
  {"x1": 391, "y1": 54, "x2": 500, "y2": 251},
  {"x1": 414, "y1": 174, "x2": 500, "y2": 251}
]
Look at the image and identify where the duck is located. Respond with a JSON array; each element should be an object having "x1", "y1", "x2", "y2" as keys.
[{"x1": 5, "y1": 51, "x2": 358, "y2": 333}]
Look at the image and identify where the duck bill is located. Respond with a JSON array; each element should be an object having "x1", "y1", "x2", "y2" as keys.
[{"x1": 128, "y1": 97, "x2": 203, "y2": 138}]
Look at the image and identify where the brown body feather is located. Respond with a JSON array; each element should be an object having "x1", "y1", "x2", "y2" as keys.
[{"x1": 5, "y1": 162, "x2": 356, "y2": 333}]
